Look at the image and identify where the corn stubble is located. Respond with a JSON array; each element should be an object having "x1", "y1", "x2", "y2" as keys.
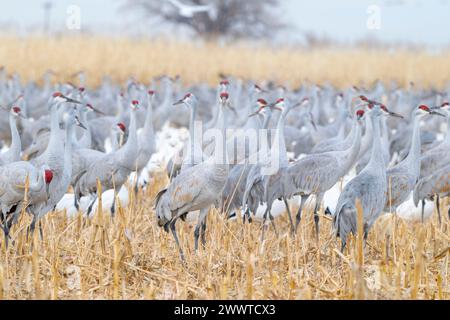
[
  {"x1": 0, "y1": 170, "x2": 447, "y2": 300},
  {"x1": 0, "y1": 36, "x2": 449, "y2": 300}
]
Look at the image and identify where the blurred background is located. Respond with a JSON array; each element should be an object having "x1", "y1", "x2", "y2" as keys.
[{"x1": 0, "y1": 0, "x2": 449, "y2": 87}]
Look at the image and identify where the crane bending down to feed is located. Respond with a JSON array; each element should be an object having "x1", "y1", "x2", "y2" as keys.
[{"x1": 155, "y1": 92, "x2": 232, "y2": 262}]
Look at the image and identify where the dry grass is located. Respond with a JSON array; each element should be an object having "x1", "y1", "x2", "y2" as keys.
[
  {"x1": 0, "y1": 35, "x2": 449, "y2": 300},
  {"x1": 0, "y1": 170, "x2": 448, "y2": 300},
  {"x1": 1, "y1": 35, "x2": 450, "y2": 88}
]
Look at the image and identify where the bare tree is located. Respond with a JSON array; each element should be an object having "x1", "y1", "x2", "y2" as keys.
[{"x1": 123, "y1": 0, "x2": 286, "y2": 40}]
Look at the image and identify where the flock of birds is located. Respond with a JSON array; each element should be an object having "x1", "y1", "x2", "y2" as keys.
[{"x1": 0, "y1": 68, "x2": 449, "y2": 261}]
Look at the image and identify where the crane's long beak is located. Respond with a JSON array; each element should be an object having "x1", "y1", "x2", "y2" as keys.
[
  {"x1": 387, "y1": 110, "x2": 404, "y2": 119},
  {"x1": 45, "y1": 183, "x2": 50, "y2": 198},
  {"x1": 248, "y1": 106, "x2": 264, "y2": 117},
  {"x1": 75, "y1": 116, "x2": 88, "y2": 130},
  {"x1": 429, "y1": 110, "x2": 446, "y2": 117},
  {"x1": 64, "y1": 96, "x2": 82, "y2": 104},
  {"x1": 267, "y1": 102, "x2": 283, "y2": 111},
  {"x1": 173, "y1": 99, "x2": 184, "y2": 106}
]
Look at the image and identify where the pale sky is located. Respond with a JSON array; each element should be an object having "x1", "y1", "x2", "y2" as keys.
[{"x1": 0, "y1": 0, "x2": 449, "y2": 47}]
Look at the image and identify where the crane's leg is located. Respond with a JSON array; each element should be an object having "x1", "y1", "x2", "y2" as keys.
[
  {"x1": 260, "y1": 207, "x2": 269, "y2": 242},
  {"x1": 268, "y1": 209, "x2": 279, "y2": 238},
  {"x1": 110, "y1": 190, "x2": 118, "y2": 218},
  {"x1": 74, "y1": 194, "x2": 79, "y2": 211},
  {"x1": 201, "y1": 217, "x2": 207, "y2": 247},
  {"x1": 295, "y1": 195, "x2": 310, "y2": 233},
  {"x1": 28, "y1": 214, "x2": 38, "y2": 240},
  {"x1": 134, "y1": 180, "x2": 139, "y2": 195},
  {"x1": 169, "y1": 217, "x2": 185, "y2": 263},
  {"x1": 340, "y1": 235, "x2": 347, "y2": 253},
  {"x1": 283, "y1": 198, "x2": 295, "y2": 235},
  {"x1": 448, "y1": 206, "x2": 450, "y2": 220},
  {"x1": 436, "y1": 194, "x2": 442, "y2": 226},
  {"x1": 38, "y1": 221, "x2": 44, "y2": 240},
  {"x1": 194, "y1": 208, "x2": 208, "y2": 252},
  {"x1": 421, "y1": 200, "x2": 425, "y2": 223},
  {"x1": 243, "y1": 208, "x2": 252, "y2": 224},
  {"x1": 313, "y1": 193, "x2": 324, "y2": 240},
  {"x1": 86, "y1": 195, "x2": 98, "y2": 217}
]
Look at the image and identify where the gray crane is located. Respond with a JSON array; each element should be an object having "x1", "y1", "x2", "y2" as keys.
[
  {"x1": 167, "y1": 93, "x2": 205, "y2": 179},
  {"x1": 29, "y1": 108, "x2": 86, "y2": 234},
  {"x1": 333, "y1": 105, "x2": 388, "y2": 250},
  {"x1": 155, "y1": 92, "x2": 232, "y2": 262},
  {"x1": 413, "y1": 163, "x2": 450, "y2": 223},
  {"x1": 0, "y1": 162, "x2": 53, "y2": 245},
  {"x1": 385, "y1": 105, "x2": 445, "y2": 213},
  {"x1": 221, "y1": 98, "x2": 273, "y2": 220},
  {"x1": 419, "y1": 105, "x2": 450, "y2": 179},
  {"x1": 0, "y1": 106, "x2": 23, "y2": 165},
  {"x1": 283, "y1": 107, "x2": 365, "y2": 239},
  {"x1": 134, "y1": 90, "x2": 156, "y2": 192},
  {"x1": 75, "y1": 100, "x2": 139, "y2": 216}
]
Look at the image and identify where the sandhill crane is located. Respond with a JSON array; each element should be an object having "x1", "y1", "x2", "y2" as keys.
[
  {"x1": 72, "y1": 122, "x2": 126, "y2": 187},
  {"x1": 166, "y1": 93, "x2": 205, "y2": 179},
  {"x1": 413, "y1": 163, "x2": 450, "y2": 223},
  {"x1": 0, "y1": 162, "x2": 53, "y2": 244},
  {"x1": 28, "y1": 108, "x2": 86, "y2": 233},
  {"x1": 221, "y1": 99, "x2": 273, "y2": 220},
  {"x1": 134, "y1": 90, "x2": 156, "y2": 191},
  {"x1": 155, "y1": 92, "x2": 232, "y2": 262},
  {"x1": 283, "y1": 107, "x2": 365, "y2": 239},
  {"x1": 0, "y1": 106, "x2": 23, "y2": 165},
  {"x1": 75, "y1": 100, "x2": 139, "y2": 216},
  {"x1": 333, "y1": 105, "x2": 388, "y2": 249},
  {"x1": 26, "y1": 92, "x2": 80, "y2": 227},
  {"x1": 385, "y1": 105, "x2": 445, "y2": 213},
  {"x1": 88, "y1": 92, "x2": 127, "y2": 152},
  {"x1": 167, "y1": 0, "x2": 216, "y2": 18},
  {"x1": 419, "y1": 104, "x2": 450, "y2": 179}
]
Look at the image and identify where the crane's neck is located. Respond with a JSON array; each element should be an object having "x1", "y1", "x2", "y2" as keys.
[
  {"x1": 9, "y1": 113, "x2": 21, "y2": 161},
  {"x1": 78, "y1": 109, "x2": 91, "y2": 147},
  {"x1": 443, "y1": 115, "x2": 450, "y2": 144},
  {"x1": 143, "y1": 97, "x2": 154, "y2": 136},
  {"x1": 216, "y1": 103, "x2": 228, "y2": 165},
  {"x1": 117, "y1": 96, "x2": 124, "y2": 117},
  {"x1": 358, "y1": 115, "x2": 373, "y2": 157},
  {"x1": 271, "y1": 111, "x2": 288, "y2": 168},
  {"x1": 340, "y1": 118, "x2": 362, "y2": 174},
  {"x1": 340, "y1": 117, "x2": 358, "y2": 146},
  {"x1": 111, "y1": 130, "x2": 121, "y2": 151},
  {"x1": 47, "y1": 103, "x2": 64, "y2": 157},
  {"x1": 183, "y1": 101, "x2": 203, "y2": 166},
  {"x1": 367, "y1": 114, "x2": 384, "y2": 172},
  {"x1": 163, "y1": 81, "x2": 173, "y2": 106},
  {"x1": 123, "y1": 108, "x2": 138, "y2": 160},
  {"x1": 64, "y1": 122, "x2": 75, "y2": 177},
  {"x1": 405, "y1": 114, "x2": 421, "y2": 173}
]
